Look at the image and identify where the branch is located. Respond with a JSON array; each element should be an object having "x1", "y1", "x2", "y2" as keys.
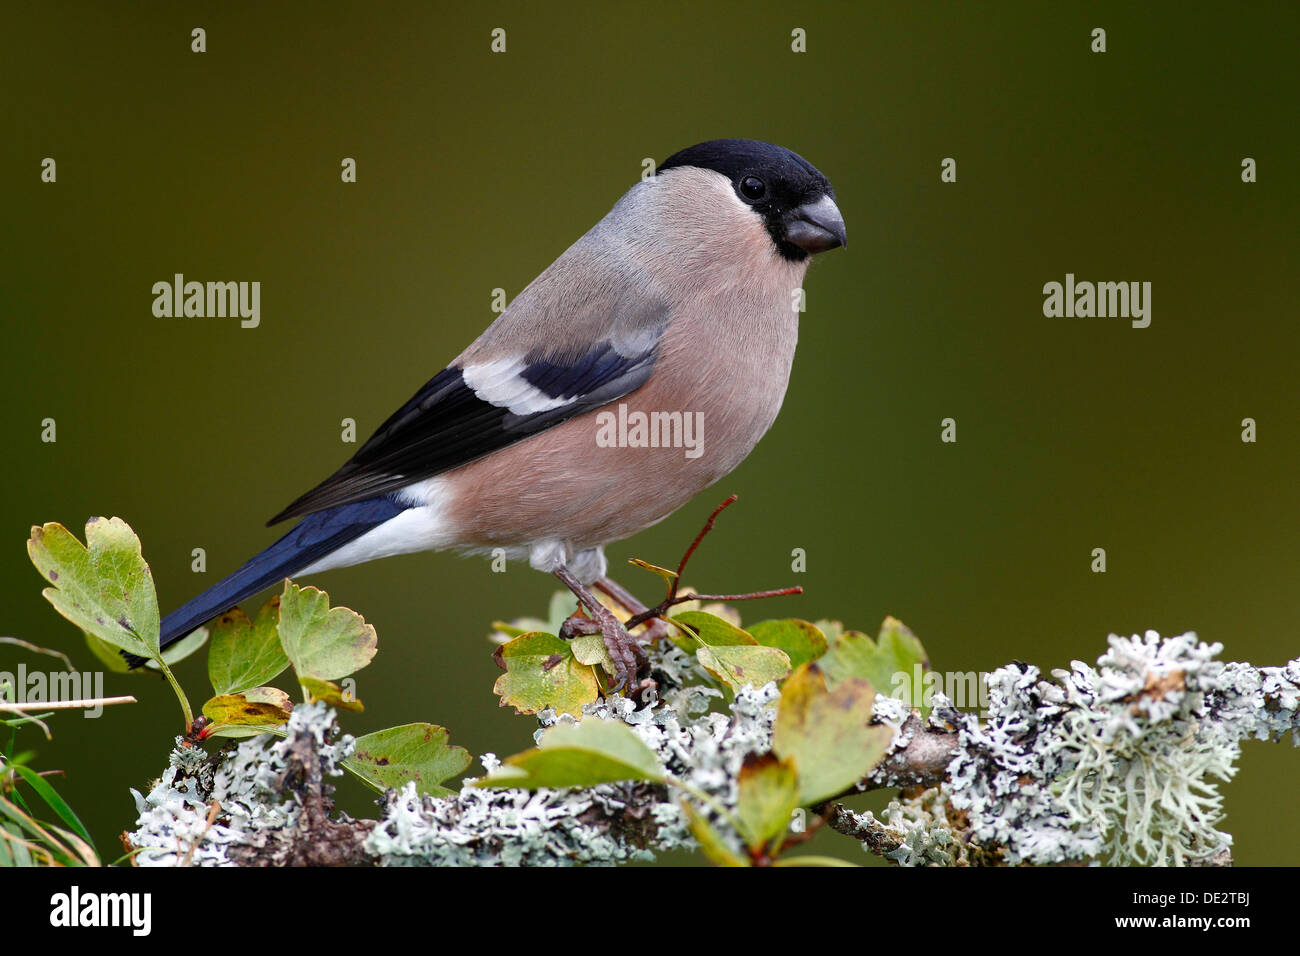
[{"x1": 123, "y1": 632, "x2": 1300, "y2": 868}]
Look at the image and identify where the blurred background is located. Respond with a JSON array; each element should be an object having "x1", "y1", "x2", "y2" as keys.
[{"x1": 3, "y1": 1, "x2": 1297, "y2": 864}]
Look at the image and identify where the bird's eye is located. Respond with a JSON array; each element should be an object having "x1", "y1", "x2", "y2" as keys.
[{"x1": 739, "y1": 176, "x2": 766, "y2": 201}]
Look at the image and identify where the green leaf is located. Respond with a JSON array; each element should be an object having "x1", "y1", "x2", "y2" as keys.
[
  {"x1": 87, "y1": 626, "x2": 207, "y2": 674},
  {"x1": 772, "y1": 662, "x2": 893, "y2": 805},
  {"x1": 84, "y1": 633, "x2": 133, "y2": 674},
  {"x1": 696, "y1": 644, "x2": 792, "y2": 693},
  {"x1": 299, "y1": 676, "x2": 364, "y2": 712},
  {"x1": 747, "y1": 619, "x2": 828, "y2": 669},
  {"x1": 208, "y1": 595, "x2": 290, "y2": 695},
  {"x1": 152, "y1": 626, "x2": 209, "y2": 667},
  {"x1": 680, "y1": 801, "x2": 749, "y2": 867},
  {"x1": 819, "y1": 616, "x2": 931, "y2": 711},
  {"x1": 671, "y1": 610, "x2": 756, "y2": 647},
  {"x1": 277, "y1": 581, "x2": 377, "y2": 682},
  {"x1": 491, "y1": 591, "x2": 583, "y2": 642},
  {"x1": 482, "y1": 719, "x2": 666, "y2": 790},
  {"x1": 545, "y1": 591, "x2": 579, "y2": 634},
  {"x1": 813, "y1": 619, "x2": 845, "y2": 643},
  {"x1": 9, "y1": 763, "x2": 96, "y2": 853},
  {"x1": 201, "y1": 687, "x2": 294, "y2": 726},
  {"x1": 27, "y1": 519, "x2": 160, "y2": 662},
  {"x1": 345, "y1": 723, "x2": 471, "y2": 797},
  {"x1": 735, "y1": 753, "x2": 800, "y2": 854},
  {"x1": 569, "y1": 633, "x2": 616, "y2": 673},
  {"x1": 492, "y1": 631, "x2": 600, "y2": 716}
]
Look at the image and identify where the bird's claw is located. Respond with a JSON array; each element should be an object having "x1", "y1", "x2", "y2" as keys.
[
  {"x1": 578, "y1": 605, "x2": 652, "y2": 702},
  {"x1": 600, "y1": 612, "x2": 649, "y2": 695}
]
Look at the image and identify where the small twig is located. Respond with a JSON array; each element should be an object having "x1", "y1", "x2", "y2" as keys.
[
  {"x1": 676, "y1": 494, "x2": 737, "y2": 580},
  {"x1": 822, "y1": 802, "x2": 906, "y2": 858},
  {"x1": 623, "y1": 496, "x2": 803, "y2": 630},
  {"x1": 657, "y1": 587, "x2": 803, "y2": 609},
  {"x1": 0, "y1": 695, "x2": 137, "y2": 713},
  {"x1": 773, "y1": 805, "x2": 830, "y2": 856},
  {"x1": 179, "y1": 800, "x2": 221, "y2": 868},
  {"x1": 0, "y1": 637, "x2": 76, "y2": 673},
  {"x1": 593, "y1": 577, "x2": 670, "y2": 642}
]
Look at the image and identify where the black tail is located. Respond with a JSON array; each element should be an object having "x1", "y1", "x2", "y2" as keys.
[{"x1": 126, "y1": 495, "x2": 404, "y2": 667}]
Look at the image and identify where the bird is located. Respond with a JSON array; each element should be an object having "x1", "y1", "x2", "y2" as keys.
[{"x1": 140, "y1": 138, "x2": 846, "y2": 690}]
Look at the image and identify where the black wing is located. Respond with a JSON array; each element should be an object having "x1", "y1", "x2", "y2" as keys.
[{"x1": 267, "y1": 339, "x2": 661, "y2": 525}]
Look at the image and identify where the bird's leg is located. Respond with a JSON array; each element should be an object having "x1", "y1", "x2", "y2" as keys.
[
  {"x1": 594, "y1": 576, "x2": 670, "y2": 642},
  {"x1": 593, "y1": 575, "x2": 644, "y2": 614},
  {"x1": 553, "y1": 565, "x2": 649, "y2": 695}
]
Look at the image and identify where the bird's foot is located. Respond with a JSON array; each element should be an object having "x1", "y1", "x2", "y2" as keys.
[
  {"x1": 554, "y1": 566, "x2": 653, "y2": 700},
  {"x1": 597, "y1": 607, "x2": 651, "y2": 697},
  {"x1": 560, "y1": 605, "x2": 651, "y2": 697}
]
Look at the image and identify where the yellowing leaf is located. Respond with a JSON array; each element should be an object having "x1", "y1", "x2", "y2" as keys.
[
  {"x1": 697, "y1": 644, "x2": 791, "y2": 693},
  {"x1": 772, "y1": 663, "x2": 892, "y2": 805},
  {"x1": 299, "y1": 676, "x2": 364, "y2": 712},
  {"x1": 492, "y1": 631, "x2": 599, "y2": 716},
  {"x1": 27, "y1": 519, "x2": 160, "y2": 662},
  {"x1": 569, "y1": 633, "x2": 616, "y2": 673},
  {"x1": 681, "y1": 801, "x2": 749, "y2": 867},
  {"x1": 628, "y1": 557, "x2": 678, "y2": 590},
  {"x1": 735, "y1": 754, "x2": 801, "y2": 854},
  {"x1": 345, "y1": 724, "x2": 471, "y2": 797},
  {"x1": 202, "y1": 686, "x2": 294, "y2": 726}
]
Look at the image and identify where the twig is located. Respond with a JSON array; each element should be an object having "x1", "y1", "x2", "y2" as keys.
[
  {"x1": 822, "y1": 802, "x2": 906, "y2": 857},
  {"x1": 676, "y1": 494, "x2": 737, "y2": 579},
  {"x1": 623, "y1": 496, "x2": 803, "y2": 630},
  {"x1": 0, "y1": 637, "x2": 75, "y2": 673},
  {"x1": 179, "y1": 801, "x2": 221, "y2": 868},
  {"x1": 0, "y1": 695, "x2": 137, "y2": 713}
]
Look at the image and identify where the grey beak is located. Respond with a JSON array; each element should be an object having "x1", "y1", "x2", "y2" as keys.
[{"x1": 784, "y1": 195, "x2": 847, "y2": 253}]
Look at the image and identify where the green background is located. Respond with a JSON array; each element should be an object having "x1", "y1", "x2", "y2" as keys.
[{"x1": 3, "y1": 1, "x2": 1297, "y2": 864}]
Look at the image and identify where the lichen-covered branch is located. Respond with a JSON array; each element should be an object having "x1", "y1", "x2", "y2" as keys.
[{"x1": 126, "y1": 632, "x2": 1300, "y2": 867}]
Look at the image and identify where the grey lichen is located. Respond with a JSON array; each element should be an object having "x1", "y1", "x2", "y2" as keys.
[
  {"x1": 842, "y1": 788, "x2": 972, "y2": 867},
  {"x1": 128, "y1": 702, "x2": 354, "y2": 866},
  {"x1": 366, "y1": 678, "x2": 781, "y2": 866},
  {"x1": 942, "y1": 631, "x2": 1300, "y2": 866},
  {"x1": 127, "y1": 631, "x2": 1298, "y2": 867}
]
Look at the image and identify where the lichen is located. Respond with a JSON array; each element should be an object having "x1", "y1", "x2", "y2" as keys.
[
  {"x1": 945, "y1": 631, "x2": 1300, "y2": 865},
  {"x1": 127, "y1": 630, "x2": 1299, "y2": 867},
  {"x1": 366, "y1": 681, "x2": 781, "y2": 866},
  {"x1": 128, "y1": 702, "x2": 353, "y2": 866}
]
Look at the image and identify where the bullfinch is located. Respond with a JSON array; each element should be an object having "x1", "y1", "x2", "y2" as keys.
[{"x1": 142, "y1": 138, "x2": 847, "y2": 689}]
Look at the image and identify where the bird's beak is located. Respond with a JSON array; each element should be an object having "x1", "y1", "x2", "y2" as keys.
[{"x1": 784, "y1": 195, "x2": 847, "y2": 253}]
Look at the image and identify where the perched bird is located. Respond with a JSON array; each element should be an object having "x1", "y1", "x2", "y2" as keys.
[{"x1": 144, "y1": 138, "x2": 846, "y2": 689}]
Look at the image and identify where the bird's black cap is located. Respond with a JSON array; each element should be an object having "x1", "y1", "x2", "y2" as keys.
[{"x1": 658, "y1": 139, "x2": 842, "y2": 261}]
